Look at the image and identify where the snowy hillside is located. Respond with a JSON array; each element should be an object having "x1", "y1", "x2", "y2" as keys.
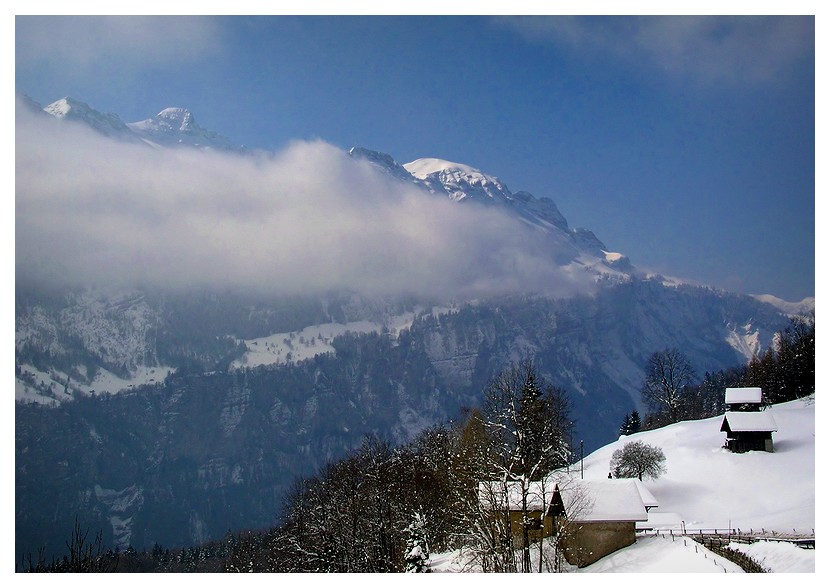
[
  {"x1": 579, "y1": 396, "x2": 815, "y2": 533},
  {"x1": 229, "y1": 308, "x2": 454, "y2": 370}
]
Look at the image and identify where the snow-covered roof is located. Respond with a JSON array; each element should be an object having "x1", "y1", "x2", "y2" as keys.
[
  {"x1": 555, "y1": 479, "x2": 649, "y2": 522},
  {"x1": 721, "y1": 411, "x2": 778, "y2": 433},
  {"x1": 725, "y1": 387, "x2": 763, "y2": 404},
  {"x1": 632, "y1": 479, "x2": 659, "y2": 509},
  {"x1": 478, "y1": 479, "x2": 556, "y2": 512}
]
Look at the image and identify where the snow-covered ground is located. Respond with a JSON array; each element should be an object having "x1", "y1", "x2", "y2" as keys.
[
  {"x1": 229, "y1": 319, "x2": 402, "y2": 370},
  {"x1": 432, "y1": 396, "x2": 815, "y2": 573},
  {"x1": 727, "y1": 539, "x2": 816, "y2": 573},
  {"x1": 230, "y1": 308, "x2": 453, "y2": 370},
  {"x1": 16, "y1": 362, "x2": 173, "y2": 405},
  {"x1": 580, "y1": 396, "x2": 815, "y2": 534},
  {"x1": 430, "y1": 535, "x2": 744, "y2": 573},
  {"x1": 17, "y1": 307, "x2": 456, "y2": 401}
]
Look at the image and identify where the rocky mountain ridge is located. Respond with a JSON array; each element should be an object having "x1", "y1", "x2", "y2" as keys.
[{"x1": 24, "y1": 93, "x2": 246, "y2": 152}]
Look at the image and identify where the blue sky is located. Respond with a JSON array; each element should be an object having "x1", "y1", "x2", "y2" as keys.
[{"x1": 14, "y1": 13, "x2": 816, "y2": 301}]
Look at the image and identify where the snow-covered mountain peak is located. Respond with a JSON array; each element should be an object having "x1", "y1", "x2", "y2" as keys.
[
  {"x1": 350, "y1": 149, "x2": 624, "y2": 273},
  {"x1": 136, "y1": 107, "x2": 197, "y2": 133},
  {"x1": 127, "y1": 107, "x2": 244, "y2": 152},
  {"x1": 403, "y1": 157, "x2": 490, "y2": 181},
  {"x1": 43, "y1": 97, "x2": 77, "y2": 118},
  {"x1": 43, "y1": 97, "x2": 140, "y2": 141},
  {"x1": 403, "y1": 157, "x2": 512, "y2": 207}
]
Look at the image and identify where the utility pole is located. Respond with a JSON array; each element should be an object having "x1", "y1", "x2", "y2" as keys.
[
  {"x1": 580, "y1": 440, "x2": 584, "y2": 479},
  {"x1": 567, "y1": 422, "x2": 573, "y2": 473}
]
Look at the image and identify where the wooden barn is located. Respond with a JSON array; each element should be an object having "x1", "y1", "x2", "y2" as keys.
[
  {"x1": 721, "y1": 386, "x2": 777, "y2": 452},
  {"x1": 721, "y1": 411, "x2": 777, "y2": 452},
  {"x1": 549, "y1": 479, "x2": 651, "y2": 567}
]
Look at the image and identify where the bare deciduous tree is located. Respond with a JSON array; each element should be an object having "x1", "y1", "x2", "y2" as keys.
[
  {"x1": 641, "y1": 348, "x2": 696, "y2": 423},
  {"x1": 469, "y1": 359, "x2": 573, "y2": 573}
]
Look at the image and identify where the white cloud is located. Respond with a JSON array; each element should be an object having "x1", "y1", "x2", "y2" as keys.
[
  {"x1": 498, "y1": 16, "x2": 813, "y2": 85},
  {"x1": 16, "y1": 16, "x2": 222, "y2": 70},
  {"x1": 15, "y1": 100, "x2": 593, "y2": 300}
]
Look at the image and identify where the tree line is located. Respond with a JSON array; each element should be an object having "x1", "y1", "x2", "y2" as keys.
[
  {"x1": 221, "y1": 359, "x2": 575, "y2": 572},
  {"x1": 24, "y1": 359, "x2": 576, "y2": 573},
  {"x1": 636, "y1": 315, "x2": 814, "y2": 431}
]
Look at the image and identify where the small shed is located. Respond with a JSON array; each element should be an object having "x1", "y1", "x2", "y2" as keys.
[
  {"x1": 721, "y1": 411, "x2": 777, "y2": 453},
  {"x1": 725, "y1": 387, "x2": 763, "y2": 411},
  {"x1": 549, "y1": 479, "x2": 651, "y2": 567}
]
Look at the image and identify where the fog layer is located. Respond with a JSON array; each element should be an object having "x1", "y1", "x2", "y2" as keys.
[{"x1": 16, "y1": 102, "x2": 593, "y2": 300}]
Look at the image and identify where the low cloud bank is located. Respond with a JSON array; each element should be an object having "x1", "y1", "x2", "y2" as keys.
[{"x1": 16, "y1": 102, "x2": 592, "y2": 300}]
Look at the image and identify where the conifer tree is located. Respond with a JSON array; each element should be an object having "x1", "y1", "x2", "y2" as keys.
[
  {"x1": 629, "y1": 410, "x2": 641, "y2": 434},
  {"x1": 403, "y1": 512, "x2": 431, "y2": 573},
  {"x1": 619, "y1": 412, "x2": 632, "y2": 436}
]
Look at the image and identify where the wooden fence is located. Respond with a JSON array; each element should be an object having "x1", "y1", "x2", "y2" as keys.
[{"x1": 640, "y1": 528, "x2": 816, "y2": 573}]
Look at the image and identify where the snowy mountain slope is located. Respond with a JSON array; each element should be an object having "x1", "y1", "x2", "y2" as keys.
[
  {"x1": 18, "y1": 97, "x2": 801, "y2": 413},
  {"x1": 349, "y1": 147, "x2": 632, "y2": 282},
  {"x1": 752, "y1": 294, "x2": 815, "y2": 317},
  {"x1": 36, "y1": 94, "x2": 244, "y2": 151},
  {"x1": 15, "y1": 289, "x2": 169, "y2": 402},
  {"x1": 43, "y1": 97, "x2": 143, "y2": 142},
  {"x1": 572, "y1": 396, "x2": 815, "y2": 573}
]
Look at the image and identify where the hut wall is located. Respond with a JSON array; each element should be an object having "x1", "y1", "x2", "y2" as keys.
[
  {"x1": 506, "y1": 510, "x2": 554, "y2": 546},
  {"x1": 558, "y1": 520, "x2": 637, "y2": 567},
  {"x1": 726, "y1": 431, "x2": 774, "y2": 453}
]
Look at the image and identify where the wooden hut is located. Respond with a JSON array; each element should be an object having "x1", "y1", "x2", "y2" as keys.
[{"x1": 721, "y1": 411, "x2": 777, "y2": 452}]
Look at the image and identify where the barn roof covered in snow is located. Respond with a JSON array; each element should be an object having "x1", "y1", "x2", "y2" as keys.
[
  {"x1": 632, "y1": 479, "x2": 659, "y2": 509},
  {"x1": 721, "y1": 411, "x2": 778, "y2": 433},
  {"x1": 552, "y1": 479, "x2": 649, "y2": 523},
  {"x1": 478, "y1": 479, "x2": 556, "y2": 512},
  {"x1": 725, "y1": 387, "x2": 763, "y2": 404}
]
